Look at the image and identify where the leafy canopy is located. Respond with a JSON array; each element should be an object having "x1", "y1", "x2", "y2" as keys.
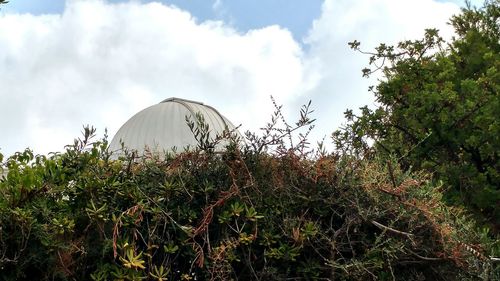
[{"x1": 334, "y1": 1, "x2": 499, "y2": 226}]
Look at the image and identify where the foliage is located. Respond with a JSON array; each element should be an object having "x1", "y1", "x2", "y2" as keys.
[
  {"x1": 334, "y1": 1, "x2": 499, "y2": 228},
  {"x1": 0, "y1": 104, "x2": 498, "y2": 281},
  {"x1": 0, "y1": 2, "x2": 498, "y2": 280}
]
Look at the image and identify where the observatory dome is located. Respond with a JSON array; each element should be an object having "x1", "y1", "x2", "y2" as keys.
[{"x1": 108, "y1": 97, "x2": 238, "y2": 156}]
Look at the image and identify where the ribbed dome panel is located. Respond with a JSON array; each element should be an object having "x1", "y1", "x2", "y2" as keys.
[{"x1": 108, "y1": 97, "x2": 238, "y2": 157}]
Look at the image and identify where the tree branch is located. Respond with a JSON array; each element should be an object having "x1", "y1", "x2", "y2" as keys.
[{"x1": 371, "y1": 220, "x2": 414, "y2": 240}]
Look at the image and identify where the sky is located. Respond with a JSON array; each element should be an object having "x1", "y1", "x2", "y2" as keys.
[{"x1": 0, "y1": 0, "x2": 485, "y2": 157}]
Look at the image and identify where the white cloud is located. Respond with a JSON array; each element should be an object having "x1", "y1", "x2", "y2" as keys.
[
  {"x1": 0, "y1": 0, "x2": 461, "y2": 156},
  {"x1": 0, "y1": 0, "x2": 309, "y2": 156}
]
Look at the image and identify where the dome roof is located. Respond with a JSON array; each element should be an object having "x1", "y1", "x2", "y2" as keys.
[{"x1": 108, "y1": 97, "x2": 238, "y2": 156}]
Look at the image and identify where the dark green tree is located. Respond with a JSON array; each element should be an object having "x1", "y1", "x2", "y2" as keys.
[{"x1": 334, "y1": 1, "x2": 499, "y2": 227}]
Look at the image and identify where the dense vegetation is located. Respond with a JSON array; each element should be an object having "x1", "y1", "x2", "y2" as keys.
[
  {"x1": 334, "y1": 0, "x2": 499, "y2": 228},
  {"x1": 0, "y1": 1, "x2": 499, "y2": 280},
  {"x1": 0, "y1": 120, "x2": 498, "y2": 280}
]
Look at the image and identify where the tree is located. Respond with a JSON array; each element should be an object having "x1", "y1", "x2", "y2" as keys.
[{"x1": 334, "y1": 1, "x2": 499, "y2": 227}]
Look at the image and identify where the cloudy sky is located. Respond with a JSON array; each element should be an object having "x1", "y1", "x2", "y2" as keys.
[{"x1": 0, "y1": 0, "x2": 482, "y2": 156}]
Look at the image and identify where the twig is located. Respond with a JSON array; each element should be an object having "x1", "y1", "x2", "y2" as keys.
[
  {"x1": 387, "y1": 161, "x2": 397, "y2": 189},
  {"x1": 407, "y1": 249, "x2": 442, "y2": 261},
  {"x1": 371, "y1": 220, "x2": 414, "y2": 240}
]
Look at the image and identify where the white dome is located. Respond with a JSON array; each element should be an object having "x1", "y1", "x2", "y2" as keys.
[{"x1": 108, "y1": 97, "x2": 238, "y2": 156}]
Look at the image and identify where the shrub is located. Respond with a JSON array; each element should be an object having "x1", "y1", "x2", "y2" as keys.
[{"x1": 0, "y1": 118, "x2": 498, "y2": 280}]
